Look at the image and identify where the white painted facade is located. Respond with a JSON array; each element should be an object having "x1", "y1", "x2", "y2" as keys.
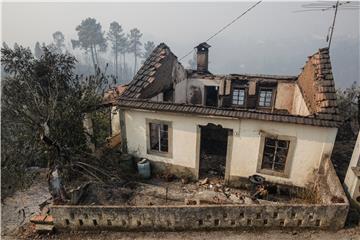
[
  {"x1": 344, "y1": 132, "x2": 360, "y2": 206},
  {"x1": 124, "y1": 108, "x2": 337, "y2": 187},
  {"x1": 110, "y1": 106, "x2": 120, "y2": 136},
  {"x1": 291, "y1": 84, "x2": 311, "y2": 116}
]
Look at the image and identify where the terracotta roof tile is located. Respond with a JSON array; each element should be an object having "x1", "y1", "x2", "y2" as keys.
[
  {"x1": 116, "y1": 98, "x2": 340, "y2": 128},
  {"x1": 122, "y1": 43, "x2": 171, "y2": 98}
]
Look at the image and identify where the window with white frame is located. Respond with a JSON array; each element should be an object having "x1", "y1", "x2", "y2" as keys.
[
  {"x1": 149, "y1": 122, "x2": 169, "y2": 152},
  {"x1": 257, "y1": 134, "x2": 296, "y2": 178},
  {"x1": 258, "y1": 89, "x2": 273, "y2": 107},
  {"x1": 232, "y1": 88, "x2": 246, "y2": 106},
  {"x1": 261, "y1": 137, "x2": 289, "y2": 172}
]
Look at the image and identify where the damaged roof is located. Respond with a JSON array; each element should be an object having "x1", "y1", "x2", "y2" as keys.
[
  {"x1": 116, "y1": 43, "x2": 340, "y2": 128},
  {"x1": 302, "y1": 47, "x2": 338, "y2": 120},
  {"x1": 116, "y1": 98, "x2": 340, "y2": 128},
  {"x1": 122, "y1": 43, "x2": 172, "y2": 98},
  {"x1": 186, "y1": 70, "x2": 298, "y2": 81}
]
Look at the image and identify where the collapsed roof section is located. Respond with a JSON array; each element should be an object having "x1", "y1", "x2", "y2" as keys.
[
  {"x1": 117, "y1": 43, "x2": 341, "y2": 128},
  {"x1": 297, "y1": 47, "x2": 339, "y2": 121},
  {"x1": 121, "y1": 43, "x2": 185, "y2": 99}
]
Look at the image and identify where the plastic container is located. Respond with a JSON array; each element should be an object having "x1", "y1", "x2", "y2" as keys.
[{"x1": 137, "y1": 158, "x2": 151, "y2": 179}]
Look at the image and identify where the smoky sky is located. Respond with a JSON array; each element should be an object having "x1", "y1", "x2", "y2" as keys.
[{"x1": 2, "y1": 2, "x2": 359, "y2": 88}]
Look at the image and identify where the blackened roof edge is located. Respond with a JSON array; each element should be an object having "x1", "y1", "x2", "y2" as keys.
[{"x1": 115, "y1": 97, "x2": 341, "y2": 128}]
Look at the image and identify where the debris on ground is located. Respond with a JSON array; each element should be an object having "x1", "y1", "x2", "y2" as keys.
[
  {"x1": 1, "y1": 169, "x2": 51, "y2": 237},
  {"x1": 30, "y1": 215, "x2": 54, "y2": 233},
  {"x1": 199, "y1": 178, "x2": 209, "y2": 185},
  {"x1": 61, "y1": 175, "x2": 310, "y2": 207}
]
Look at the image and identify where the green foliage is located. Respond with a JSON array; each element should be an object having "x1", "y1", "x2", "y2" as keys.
[
  {"x1": 1, "y1": 44, "x2": 108, "y2": 195},
  {"x1": 92, "y1": 108, "x2": 111, "y2": 147}
]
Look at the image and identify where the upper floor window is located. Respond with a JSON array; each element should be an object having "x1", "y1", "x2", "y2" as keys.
[
  {"x1": 232, "y1": 88, "x2": 246, "y2": 106},
  {"x1": 258, "y1": 88, "x2": 273, "y2": 107},
  {"x1": 147, "y1": 119, "x2": 172, "y2": 157}
]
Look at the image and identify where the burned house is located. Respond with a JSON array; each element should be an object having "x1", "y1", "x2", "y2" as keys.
[
  {"x1": 111, "y1": 42, "x2": 341, "y2": 189},
  {"x1": 51, "y1": 43, "x2": 350, "y2": 231}
]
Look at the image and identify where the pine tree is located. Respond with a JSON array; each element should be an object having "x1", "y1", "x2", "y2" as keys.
[
  {"x1": 119, "y1": 36, "x2": 129, "y2": 82},
  {"x1": 128, "y1": 28, "x2": 142, "y2": 76},
  {"x1": 72, "y1": 18, "x2": 107, "y2": 73},
  {"x1": 107, "y1": 21, "x2": 125, "y2": 81},
  {"x1": 142, "y1": 41, "x2": 155, "y2": 62}
]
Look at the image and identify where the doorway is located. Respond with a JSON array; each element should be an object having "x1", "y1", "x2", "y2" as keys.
[{"x1": 199, "y1": 124, "x2": 229, "y2": 179}]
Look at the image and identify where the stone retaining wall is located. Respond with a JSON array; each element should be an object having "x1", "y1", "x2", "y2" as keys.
[
  {"x1": 51, "y1": 202, "x2": 348, "y2": 231},
  {"x1": 51, "y1": 160, "x2": 349, "y2": 231}
]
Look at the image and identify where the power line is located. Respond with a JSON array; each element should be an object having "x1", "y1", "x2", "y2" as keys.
[{"x1": 179, "y1": 1, "x2": 262, "y2": 61}]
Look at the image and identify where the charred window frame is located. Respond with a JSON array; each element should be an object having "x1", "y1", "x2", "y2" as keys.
[
  {"x1": 163, "y1": 88, "x2": 174, "y2": 102},
  {"x1": 258, "y1": 88, "x2": 275, "y2": 108},
  {"x1": 146, "y1": 119, "x2": 172, "y2": 158},
  {"x1": 257, "y1": 132, "x2": 296, "y2": 178},
  {"x1": 232, "y1": 88, "x2": 246, "y2": 106}
]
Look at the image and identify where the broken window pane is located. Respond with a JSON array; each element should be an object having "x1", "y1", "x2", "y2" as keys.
[
  {"x1": 232, "y1": 88, "x2": 245, "y2": 106},
  {"x1": 261, "y1": 137, "x2": 289, "y2": 173},
  {"x1": 258, "y1": 89, "x2": 273, "y2": 107},
  {"x1": 160, "y1": 124, "x2": 168, "y2": 152},
  {"x1": 150, "y1": 123, "x2": 160, "y2": 151},
  {"x1": 149, "y1": 122, "x2": 169, "y2": 153}
]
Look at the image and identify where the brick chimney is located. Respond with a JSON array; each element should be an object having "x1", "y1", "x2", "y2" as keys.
[{"x1": 195, "y1": 42, "x2": 211, "y2": 72}]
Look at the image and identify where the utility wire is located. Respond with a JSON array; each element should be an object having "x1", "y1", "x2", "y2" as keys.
[{"x1": 179, "y1": 1, "x2": 262, "y2": 61}]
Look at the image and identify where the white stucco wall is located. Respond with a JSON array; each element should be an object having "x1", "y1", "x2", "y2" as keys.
[
  {"x1": 110, "y1": 106, "x2": 120, "y2": 136},
  {"x1": 344, "y1": 132, "x2": 360, "y2": 203},
  {"x1": 174, "y1": 78, "x2": 188, "y2": 103},
  {"x1": 124, "y1": 109, "x2": 337, "y2": 187},
  {"x1": 275, "y1": 82, "x2": 295, "y2": 112},
  {"x1": 292, "y1": 84, "x2": 310, "y2": 116}
]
